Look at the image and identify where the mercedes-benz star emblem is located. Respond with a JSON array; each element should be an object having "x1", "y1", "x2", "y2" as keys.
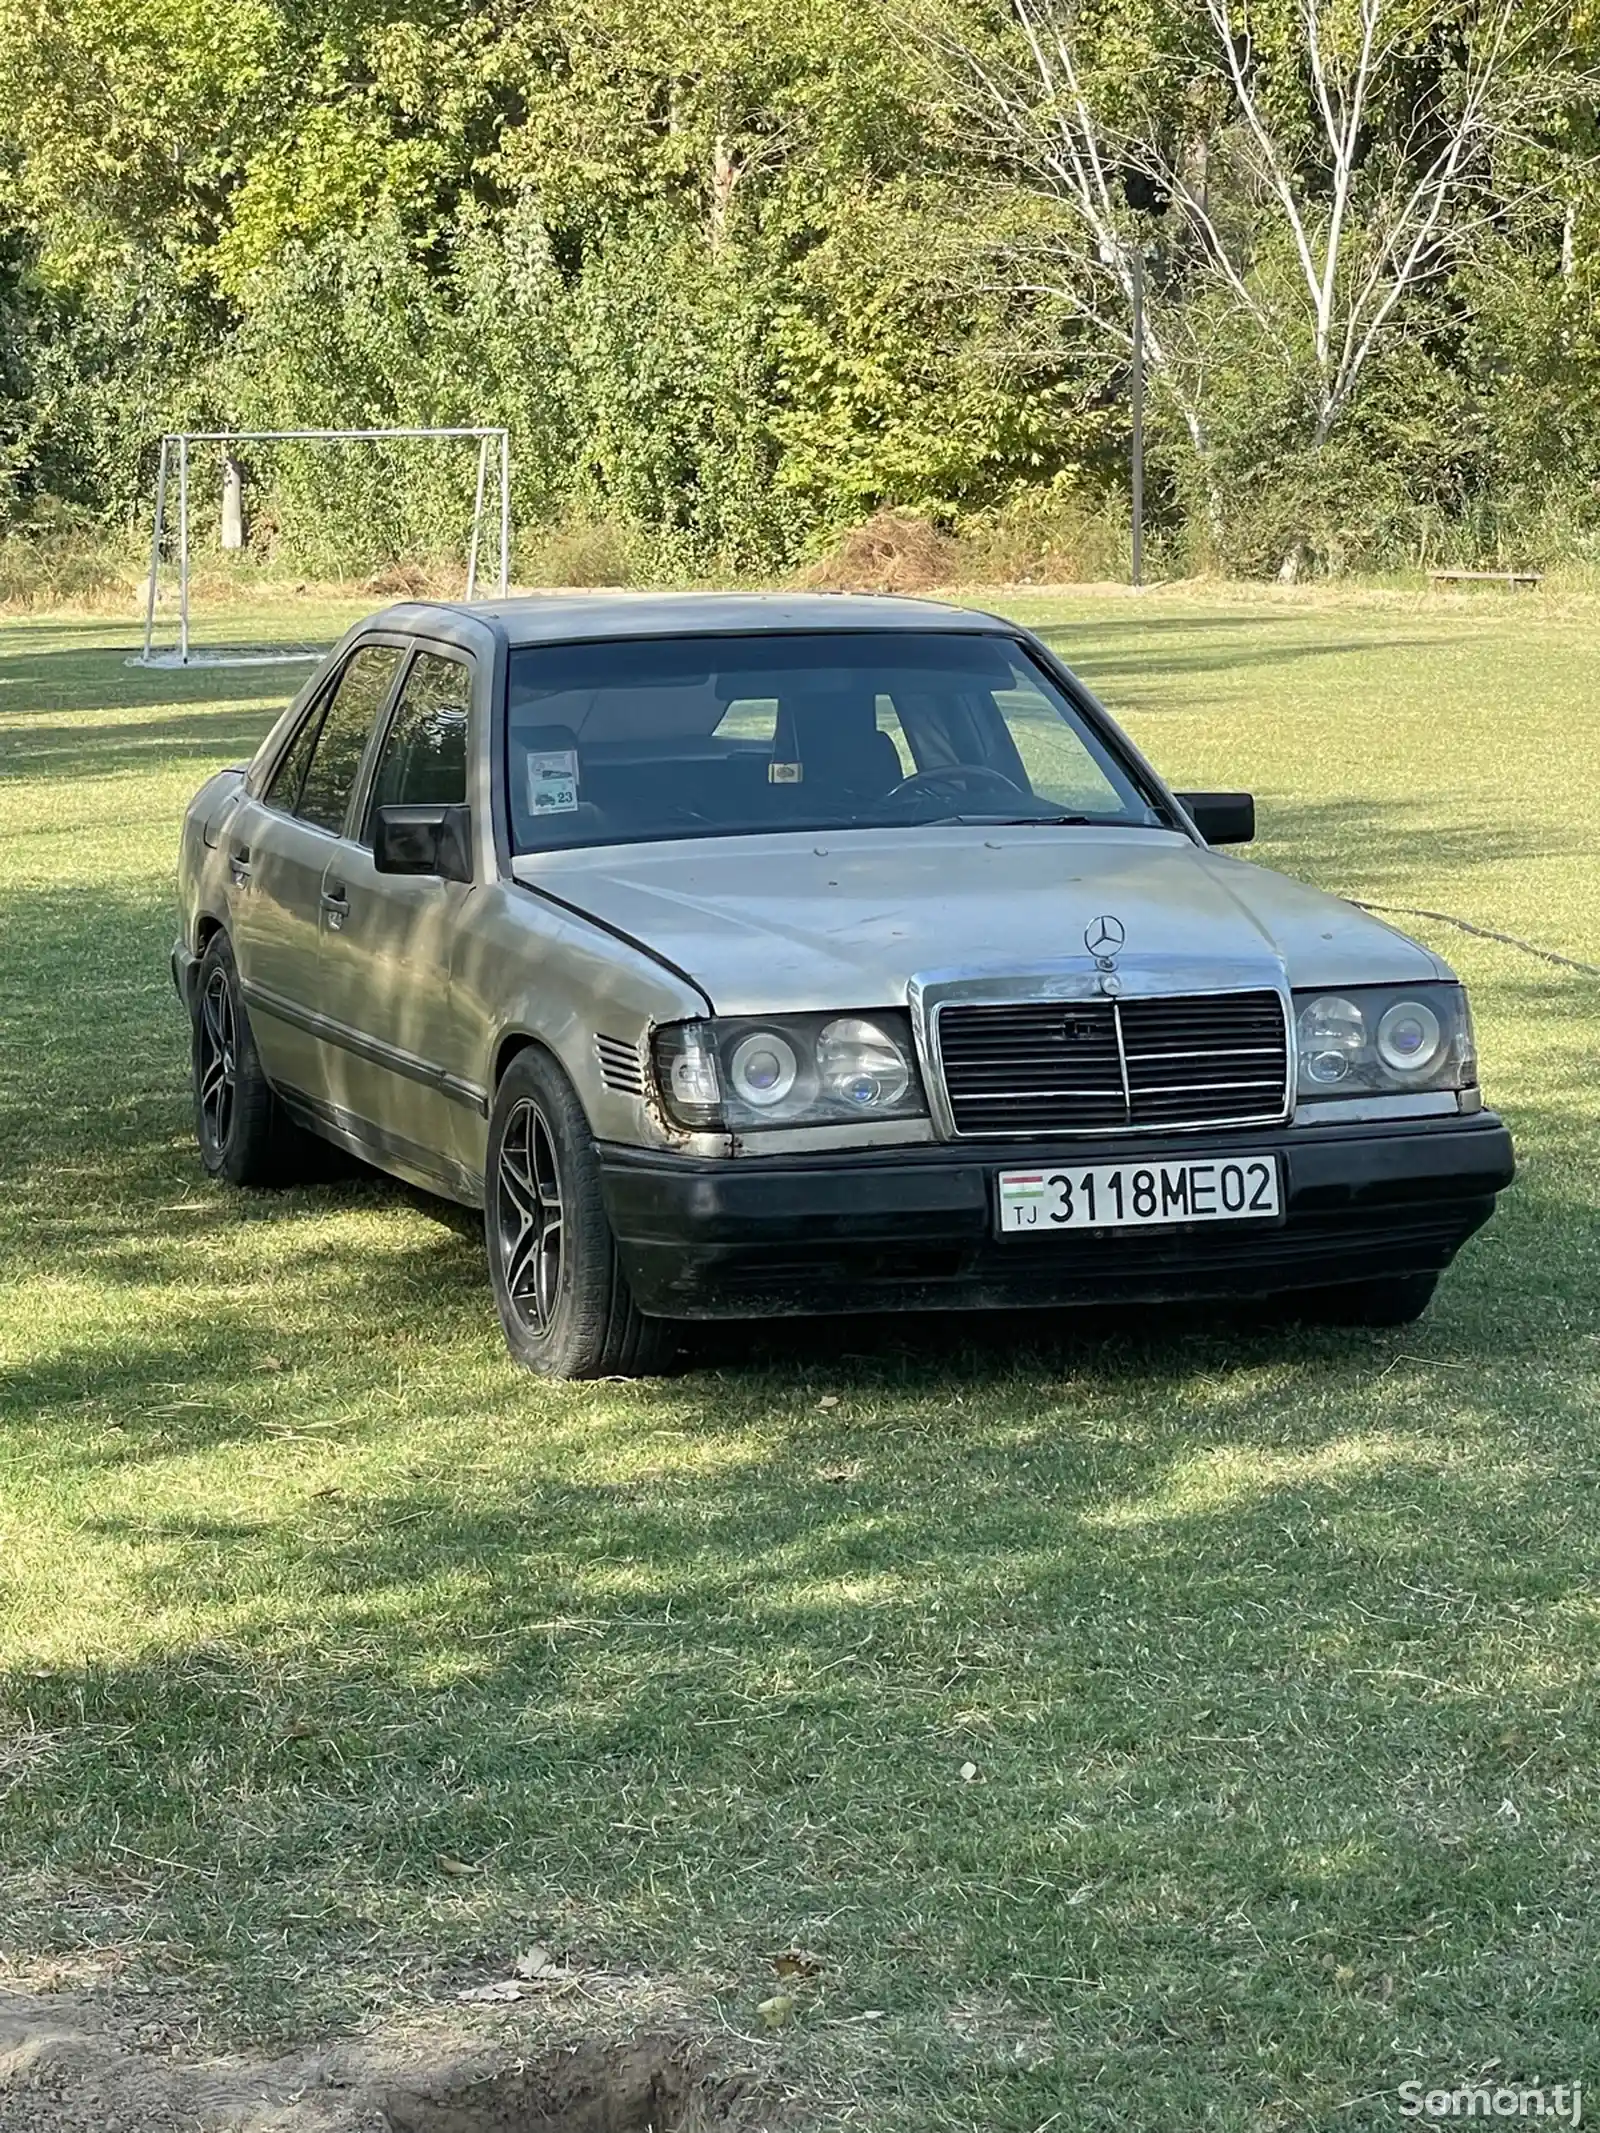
[{"x1": 1084, "y1": 913, "x2": 1126, "y2": 960}]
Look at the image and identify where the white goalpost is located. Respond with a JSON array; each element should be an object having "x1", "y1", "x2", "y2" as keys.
[{"x1": 133, "y1": 425, "x2": 511, "y2": 669}]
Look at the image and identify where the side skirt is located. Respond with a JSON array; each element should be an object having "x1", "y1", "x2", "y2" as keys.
[{"x1": 277, "y1": 1085, "x2": 486, "y2": 1210}]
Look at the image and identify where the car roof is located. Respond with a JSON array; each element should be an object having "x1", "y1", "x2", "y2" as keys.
[{"x1": 371, "y1": 590, "x2": 1015, "y2": 649}]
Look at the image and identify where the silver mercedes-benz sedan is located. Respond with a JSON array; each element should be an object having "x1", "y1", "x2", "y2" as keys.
[{"x1": 172, "y1": 593, "x2": 1514, "y2": 1376}]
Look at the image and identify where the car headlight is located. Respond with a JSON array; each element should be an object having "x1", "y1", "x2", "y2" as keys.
[
  {"x1": 654, "y1": 1012, "x2": 927, "y2": 1130},
  {"x1": 1293, "y1": 983, "x2": 1476, "y2": 1099}
]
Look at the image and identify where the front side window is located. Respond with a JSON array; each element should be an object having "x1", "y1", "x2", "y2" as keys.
[
  {"x1": 505, "y1": 631, "x2": 1164, "y2": 854},
  {"x1": 363, "y1": 651, "x2": 471, "y2": 833},
  {"x1": 294, "y1": 644, "x2": 402, "y2": 835}
]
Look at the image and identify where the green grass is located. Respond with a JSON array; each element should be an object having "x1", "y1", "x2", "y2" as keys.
[{"x1": 1, "y1": 587, "x2": 1597, "y2": 2129}]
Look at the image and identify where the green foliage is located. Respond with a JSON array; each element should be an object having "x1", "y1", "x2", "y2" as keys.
[
  {"x1": 0, "y1": 0, "x2": 1598, "y2": 577},
  {"x1": 544, "y1": 216, "x2": 780, "y2": 576},
  {"x1": 769, "y1": 186, "x2": 1104, "y2": 534}
]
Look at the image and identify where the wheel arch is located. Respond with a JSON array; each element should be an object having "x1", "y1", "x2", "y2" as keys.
[
  {"x1": 491, "y1": 1028, "x2": 546, "y2": 1093},
  {"x1": 490, "y1": 1028, "x2": 612, "y2": 1142}
]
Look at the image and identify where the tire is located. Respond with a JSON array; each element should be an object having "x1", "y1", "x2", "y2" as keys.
[
  {"x1": 1290, "y1": 1272, "x2": 1438, "y2": 1329},
  {"x1": 191, "y1": 933, "x2": 311, "y2": 1187},
  {"x1": 486, "y1": 1047, "x2": 673, "y2": 1379}
]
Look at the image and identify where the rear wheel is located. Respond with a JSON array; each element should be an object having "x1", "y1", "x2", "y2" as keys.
[
  {"x1": 1290, "y1": 1273, "x2": 1438, "y2": 1328},
  {"x1": 486, "y1": 1048, "x2": 672, "y2": 1378},
  {"x1": 191, "y1": 933, "x2": 311, "y2": 1186}
]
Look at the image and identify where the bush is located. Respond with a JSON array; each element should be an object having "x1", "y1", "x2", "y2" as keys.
[
  {"x1": 0, "y1": 511, "x2": 141, "y2": 610},
  {"x1": 957, "y1": 484, "x2": 1137, "y2": 584},
  {"x1": 519, "y1": 517, "x2": 634, "y2": 588}
]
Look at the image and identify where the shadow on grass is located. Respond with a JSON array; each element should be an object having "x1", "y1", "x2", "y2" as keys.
[
  {"x1": 0, "y1": 636, "x2": 317, "y2": 720},
  {"x1": 1252, "y1": 794, "x2": 1595, "y2": 898},
  {"x1": 0, "y1": 708, "x2": 279, "y2": 783},
  {"x1": 3, "y1": 1325, "x2": 1597, "y2": 2100},
  {"x1": 2, "y1": 693, "x2": 1598, "y2": 2115},
  {"x1": 1035, "y1": 623, "x2": 1430, "y2": 696}
]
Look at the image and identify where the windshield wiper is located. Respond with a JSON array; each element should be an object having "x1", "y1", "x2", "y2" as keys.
[{"x1": 913, "y1": 812, "x2": 1169, "y2": 829}]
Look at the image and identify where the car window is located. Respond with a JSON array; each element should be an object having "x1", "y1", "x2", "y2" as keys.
[
  {"x1": 364, "y1": 651, "x2": 471, "y2": 831},
  {"x1": 506, "y1": 632, "x2": 1161, "y2": 853},
  {"x1": 294, "y1": 645, "x2": 402, "y2": 835},
  {"x1": 874, "y1": 694, "x2": 913, "y2": 777},
  {"x1": 263, "y1": 705, "x2": 323, "y2": 812},
  {"x1": 990, "y1": 666, "x2": 1129, "y2": 816},
  {"x1": 713, "y1": 696, "x2": 778, "y2": 742}
]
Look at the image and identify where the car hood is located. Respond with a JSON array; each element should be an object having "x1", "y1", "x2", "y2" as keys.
[{"x1": 512, "y1": 827, "x2": 1449, "y2": 1014}]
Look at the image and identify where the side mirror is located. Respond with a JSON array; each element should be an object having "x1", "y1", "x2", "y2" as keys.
[
  {"x1": 1176, "y1": 790, "x2": 1255, "y2": 846},
  {"x1": 372, "y1": 803, "x2": 473, "y2": 883}
]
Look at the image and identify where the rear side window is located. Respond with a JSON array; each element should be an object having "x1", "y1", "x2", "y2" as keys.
[
  {"x1": 264, "y1": 707, "x2": 321, "y2": 812},
  {"x1": 294, "y1": 645, "x2": 402, "y2": 834},
  {"x1": 364, "y1": 651, "x2": 471, "y2": 831}
]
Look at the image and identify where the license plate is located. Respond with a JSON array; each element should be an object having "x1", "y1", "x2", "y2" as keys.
[{"x1": 996, "y1": 1155, "x2": 1282, "y2": 1235}]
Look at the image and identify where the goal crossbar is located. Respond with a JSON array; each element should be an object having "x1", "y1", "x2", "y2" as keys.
[{"x1": 136, "y1": 426, "x2": 511, "y2": 669}]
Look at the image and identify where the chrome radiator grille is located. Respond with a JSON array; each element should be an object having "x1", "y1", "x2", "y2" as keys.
[{"x1": 934, "y1": 988, "x2": 1290, "y2": 1137}]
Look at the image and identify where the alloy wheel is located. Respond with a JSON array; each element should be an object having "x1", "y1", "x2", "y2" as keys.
[
  {"x1": 198, "y1": 966, "x2": 237, "y2": 1153},
  {"x1": 496, "y1": 1097, "x2": 564, "y2": 1333}
]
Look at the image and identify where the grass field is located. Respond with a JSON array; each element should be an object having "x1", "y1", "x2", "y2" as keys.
[{"x1": 1, "y1": 587, "x2": 1597, "y2": 2129}]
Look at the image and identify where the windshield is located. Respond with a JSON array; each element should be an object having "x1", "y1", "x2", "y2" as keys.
[{"x1": 505, "y1": 630, "x2": 1166, "y2": 854}]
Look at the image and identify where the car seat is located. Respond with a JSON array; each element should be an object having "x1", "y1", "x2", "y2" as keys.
[{"x1": 771, "y1": 689, "x2": 903, "y2": 805}]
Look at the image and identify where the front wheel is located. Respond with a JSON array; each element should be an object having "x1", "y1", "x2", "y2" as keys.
[
  {"x1": 486, "y1": 1048, "x2": 672, "y2": 1378},
  {"x1": 1290, "y1": 1273, "x2": 1438, "y2": 1329}
]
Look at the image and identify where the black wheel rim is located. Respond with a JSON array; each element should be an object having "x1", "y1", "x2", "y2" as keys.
[
  {"x1": 198, "y1": 967, "x2": 237, "y2": 1153},
  {"x1": 496, "y1": 1098, "x2": 564, "y2": 1334}
]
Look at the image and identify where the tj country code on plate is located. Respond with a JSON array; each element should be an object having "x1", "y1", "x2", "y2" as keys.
[{"x1": 996, "y1": 1156, "x2": 1282, "y2": 1235}]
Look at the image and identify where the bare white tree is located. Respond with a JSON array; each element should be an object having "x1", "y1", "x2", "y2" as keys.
[{"x1": 937, "y1": 0, "x2": 1570, "y2": 456}]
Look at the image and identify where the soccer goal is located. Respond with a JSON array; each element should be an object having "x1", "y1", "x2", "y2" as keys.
[{"x1": 132, "y1": 426, "x2": 511, "y2": 670}]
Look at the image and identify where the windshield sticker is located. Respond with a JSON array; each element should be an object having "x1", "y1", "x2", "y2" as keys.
[
  {"x1": 768, "y1": 761, "x2": 803, "y2": 784},
  {"x1": 528, "y1": 749, "x2": 580, "y2": 815}
]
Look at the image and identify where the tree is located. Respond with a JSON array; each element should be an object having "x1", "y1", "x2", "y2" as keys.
[{"x1": 935, "y1": 0, "x2": 1591, "y2": 484}]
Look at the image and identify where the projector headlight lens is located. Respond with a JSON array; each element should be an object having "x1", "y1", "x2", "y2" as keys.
[
  {"x1": 729, "y1": 1031, "x2": 800, "y2": 1108},
  {"x1": 1376, "y1": 998, "x2": 1445, "y2": 1075}
]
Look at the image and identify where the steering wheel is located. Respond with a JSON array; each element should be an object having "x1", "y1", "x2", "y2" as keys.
[{"x1": 881, "y1": 764, "x2": 1028, "y2": 813}]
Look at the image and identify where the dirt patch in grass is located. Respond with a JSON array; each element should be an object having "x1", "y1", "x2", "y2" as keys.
[
  {"x1": 0, "y1": 1991, "x2": 760, "y2": 2133},
  {"x1": 381, "y1": 2034, "x2": 748, "y2": 2132}
]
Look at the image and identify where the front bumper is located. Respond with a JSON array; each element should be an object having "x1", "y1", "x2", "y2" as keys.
[{"x1": 598, "y1": 1114, "x2": 1515, "y2": 1319}]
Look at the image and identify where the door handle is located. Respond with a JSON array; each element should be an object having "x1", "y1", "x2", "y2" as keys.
[
  {"x1": 320, "y1": 882, "x2": 350, "y2": 930},
  {"x1": 228, "y1": 843, "x2": 251, "y2": 886}
]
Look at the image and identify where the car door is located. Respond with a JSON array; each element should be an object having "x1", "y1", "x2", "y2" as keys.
[
  {"x1": 225, "y1": 641, "x2": 405, "y2": 1104},
  {"x1": 314, "y1": 644, "x2": 479, "y2": 1190}
]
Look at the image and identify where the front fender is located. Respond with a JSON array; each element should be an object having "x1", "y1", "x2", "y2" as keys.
[{"x1": 454, "y1": 882, "x2": 710, "y2": 1150}]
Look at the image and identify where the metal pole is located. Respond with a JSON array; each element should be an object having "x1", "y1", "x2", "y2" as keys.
[
  {"x1": 498, "y1": 429, "x2": 510, "y2": 596},
  {"x1": 142, "y1": 437, "x2": 170, "y2": 664},
  {"x1": 1131, "y1": 246, "x2": 1145, "y2": 591},
  {"x1": 465, "y1": 435, "x2": 489, "y2": 601},
  {"x1": 178, "y1": 437, "x2": 191, "y2": 664},
  {"x1": 168, "y1": 426, "x2": 511, "y2": 444}
]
